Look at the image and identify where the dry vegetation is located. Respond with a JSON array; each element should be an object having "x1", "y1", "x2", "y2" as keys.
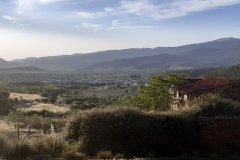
[
  {"x1": 1, "y1": 90, "x2": 240, "y2": 159},
  {"x1": 10, "y1": 93, "x2": 44, "y2": 101},
  {"x1": 21, "y1": 103, "x2": 69, "y2": 113},
  {"x1": 0, "y1": 116, "x2": 14, "y2": 132}
]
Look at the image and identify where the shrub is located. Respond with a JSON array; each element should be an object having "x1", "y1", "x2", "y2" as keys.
[
  {"x1": 66, "y1": 96, "x2": 240, "y2": 157},
  {"x1": 31, "y1": 134, "x2": 64, "y2": 157},
  {"x1": 62, "y1": 142, "x2": 86, "y2": 160},
  {"x1": 179, "y1": 94, "x2": 240, "y2": 119},
  {"x1": 6, "y1": 110, "x2": 66, "y2": 132},
  {"x1": 5, "y1": 142, "x2": 31, "y2": 160},
  {"x1": 0, "y1": 133, "x2": 32, "y2": 160},
  {"x1": 194, "y1": 94, "x2": 240, "y2": 117},
  {"x1": 114, "y1": 153, "x2": 125, "y2": 159},
  {"x1": 0, "y1": 134, "x2": 7, "y2": 157},
  {"x1": 0, "y1": 132, "x2": 86, "y2": 159},
  {"x1": 63, "y1": 151, "x2": 86, "y2": 160},
  {"x1": 95, "y1": 151, "x2": 114, "y2": 159},
  {"x1": 66, "y1": 108, "x2": 198, "y2": 157}
]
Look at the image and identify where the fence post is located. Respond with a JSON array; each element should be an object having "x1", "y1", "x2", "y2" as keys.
[
  {"x1": 17, "y1": 124, "x2": 20, "y2": 141},
  {"x1": 41, "y1": 122, "x2": 44, "y2": 135},
  {"x1": 28, "y1": 124, "x2": 31, "y2": 137},
  {"x1": 51, "y1": 123, "x2": 55, "y2": 135}
]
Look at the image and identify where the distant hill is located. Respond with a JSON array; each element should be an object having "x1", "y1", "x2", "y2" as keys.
[
  {"x1": 164, "y1": 68, "x2": 222, "y2": 78},
  {"x1": 5, "y1": 37, "x2": 239, "y2": 71},
  {"x1": 0, "y1": 66, "x2": 46, "y2": 72},
  {"x1": 207, "y1": 64, "x2": 240, "y2": 79},
  {"x1": 85, "y1": 43, "x2": 240, "y2": 72},
  {"x1": 0, "y1": 37, "x2": 237, "y2": 72},
  {"x1": 164, "y1": 64, "x2": 240, "y2": 79},
  {"x1": 0, "y1": 58, "x2": 11, "y2": 67}
]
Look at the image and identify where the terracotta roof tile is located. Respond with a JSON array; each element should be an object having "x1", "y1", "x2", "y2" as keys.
[{"x1": 178, "y1": 78, "x2": 233, "y2": 94}]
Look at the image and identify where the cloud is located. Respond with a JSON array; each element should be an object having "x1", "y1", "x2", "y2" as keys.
[
  {"x1": 2, "y1": 15, "x2": 20, "y2": 23},
  {"x1": 111, "y1": 20, "x2": 120, "y2": 27},
  {"x1": 77, "y1": 11, "x2": 104, "y2": 19},
  {"x1": 2, "y1": 15, "x2": 26, "y2": 26},
  {"x1": 7, "y1": 0, "x2": 240, "y2": 32},
  {"x1": 15, "y1": 0, "x2": 79, "y2": 13},
  {"x1": 2, "y1": 15, "x2": 19, "y2": 21},
  {"x1": 75, "y1": 0, "x2": 240, "y2": 20},
  {"x1": 108, "y1": 25, "x2": 158, "y2": 30},
  {"x1": 119, "y1": 0, "x2": 240, "y2": 20},
  {"x1": 16, "y1": 0, "x2": 70, "y2": 6},
  {"x1": 80, "y1": 22, "x2": 102, "y2": 31},
  {"x1": 15, "y1": 0, "x2": 94, "y2": 7}
]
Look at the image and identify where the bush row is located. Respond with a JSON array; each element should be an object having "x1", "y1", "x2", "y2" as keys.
[
  {"x1": 66, "y1": 108, "x2": 198, "y2": 157},
  {"x1": 66, "y1": 95, "x2": 240, "y2": 157}
]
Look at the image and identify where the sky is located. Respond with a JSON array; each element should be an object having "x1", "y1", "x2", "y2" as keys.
[{"x1": 0, "y1": 0, "x2": 240, "y2": 60}]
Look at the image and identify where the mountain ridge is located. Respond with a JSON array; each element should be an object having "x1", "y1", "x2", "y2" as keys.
[
  {"x1": 84, "y1": 43, "x2": 240, "y2": 72},
  {"x1": 0, "y1": 37, "x2": 239, "y2": 72}
]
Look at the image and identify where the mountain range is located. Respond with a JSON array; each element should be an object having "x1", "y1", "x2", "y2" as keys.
[{"x1": 1, "y1": 37, "x2": 240, "y2": 72}]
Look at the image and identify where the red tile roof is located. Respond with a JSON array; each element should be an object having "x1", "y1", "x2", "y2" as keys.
[{"x1": 178, "y1": 78, "x2": 233, "y2": 94}]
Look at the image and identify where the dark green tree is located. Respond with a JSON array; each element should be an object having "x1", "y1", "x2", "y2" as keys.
[
  {"x1": 48, "y1": 92, "x2": 58, "y2": 104},
  {"x1": 0, "y1": 92, "x2": 12, "y2": 115}
]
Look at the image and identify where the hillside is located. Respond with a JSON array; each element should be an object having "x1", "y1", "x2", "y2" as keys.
[
  {"x1": 0, "y1": 58, "x2": 12, "y2": 68},
  {"x1": 164, "y1": 64, "x2": 240, "y2": 79},
  {"x1": 85, "y1": 44, "x2": 240, "y2": 72},
  {"x1": 0, "y1": 66, "x2": 46, "y2": 72},
  {"x1": 0, "y1": 38, "x2": 237, "y2": 72},
  {"x1": 164, "y1": 68, "x2": 222, "y2": 77},
  {"x1": 207, "y1": 64, "x2": 240, "y2": 79},
  {"x1": 5, "y1": 37, "x2": 240, "y2": 71}
]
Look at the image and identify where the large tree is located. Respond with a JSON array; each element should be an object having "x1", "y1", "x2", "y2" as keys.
[{"x1": 131, "y1": 74, "x2": 187, "y2": 111}]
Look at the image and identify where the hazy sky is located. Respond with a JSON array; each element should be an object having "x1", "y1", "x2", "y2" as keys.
[{"x1": 1, "y1": 0, "x2": 240, "y2": 60}]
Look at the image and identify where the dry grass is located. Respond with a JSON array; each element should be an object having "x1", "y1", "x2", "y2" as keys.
[
  {"x1": 0, "y1": 116, "x2": 14, "y2": 132},
  {"x1": 21, "y1": 103, "x2": 69, "y2": 113},
  {"x1": 0, "y1": 132, "x2": 86, "y2": 159},
  {"x1": 10, "y1": 93, "x2": 43, "y2": 101},
  {"x1": 10, "y1": 93, "x2": 69, "y2": 113}
]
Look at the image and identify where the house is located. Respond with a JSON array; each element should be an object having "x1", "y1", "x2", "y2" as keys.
[{"x1": 171, "y1": 78, "x2": 240, "y2": 110}]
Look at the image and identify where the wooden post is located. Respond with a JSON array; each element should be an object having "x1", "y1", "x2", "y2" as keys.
[
  {"x1": 41, "y1": 122, "x2": 44, "y2": 135},
  {"x1": 51, "y1": 123, "x2": 55, "y2": 135},
  {"x1": 28, "y1": 124, "x2": 31, "y2": 137},
  {"x1": 17, "y1": 124, "x2": 20, "y2": 141}
]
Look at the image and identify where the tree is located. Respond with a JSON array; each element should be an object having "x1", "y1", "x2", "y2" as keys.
[
  {"x1": 131, "y1": 74, "x2": 187, "y2": 111},
  {"x1": 0, "y1": 92, "x2": 12, "y2": 115},
  {"x1": 48, "y1": 92, "x2": 58, "y2": 104}
]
